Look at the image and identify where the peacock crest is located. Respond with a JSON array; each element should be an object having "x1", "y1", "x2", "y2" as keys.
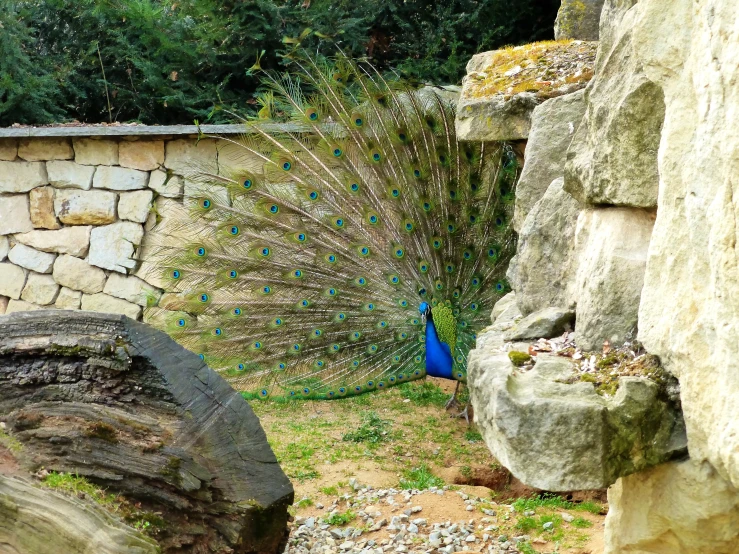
[{"x1": 145, "y1": 52, "x2": 518, "y2": 400}]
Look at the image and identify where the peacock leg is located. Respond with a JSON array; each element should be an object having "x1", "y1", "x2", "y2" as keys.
[
  {"x1": 445, "y1": 381, "x2": 461, "y2": 410},
  {"x1": 456, "y1": 403, "x2": 474, "y2": 426}
]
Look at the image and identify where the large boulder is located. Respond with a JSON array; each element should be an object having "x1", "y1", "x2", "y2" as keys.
[
  {"x1": 634, "y1": 0, "x2": 739, "y2": 493},
  {"x1": 605, "y1": 459, "x2": 739, "y2": 554},
  {"x1": 574, "y1": 207, "x2": 655, "y2": 350},
  {"x1": 564, "y1": 0, "x2": 664, "y2": 208},
  {"x1": 509, "y1": 177, "x2": 581, "y2": 316},
  {"x1": 0, "y1": 310, "x2": 293, "y2": 554},
  {"x1": 555, "y1": 0, "x2": 607, "y2": 41},
  {"x1": 513, "y1": 89, "x2": 587, "y2": 231},
  {"x1": 468, "y1": 295, "x2": 686, "y2": 491}
]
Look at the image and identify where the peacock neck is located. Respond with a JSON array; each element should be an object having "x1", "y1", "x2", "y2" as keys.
[{"x1": 424, "y1": 313, "x2": 454, "y2": 380}]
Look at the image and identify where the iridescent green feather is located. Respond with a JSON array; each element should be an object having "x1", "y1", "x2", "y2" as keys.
[{"x1": 144, "y1": 51, "x2": 519, "y2": 400}]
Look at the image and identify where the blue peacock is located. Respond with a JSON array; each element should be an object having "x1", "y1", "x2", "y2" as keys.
[{"x1": 147, "y1": 52, "x2": 518, "y2": 408}]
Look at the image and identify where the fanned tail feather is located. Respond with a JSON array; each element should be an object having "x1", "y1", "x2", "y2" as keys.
[{"x1": 144, "y1": 52, "x2": 518, "y2": 400}]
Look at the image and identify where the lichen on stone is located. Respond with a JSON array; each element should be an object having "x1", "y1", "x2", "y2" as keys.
[{"x1": 462, "y1": 40, "x2": 597, "y2": 102}]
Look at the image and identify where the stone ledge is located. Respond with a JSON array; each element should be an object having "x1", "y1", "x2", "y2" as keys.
[
  {"x1": 468, "y1": 293, "x2": 687, "y2": 491},
  {"x1": 0, "y1": 123, "x2": 306, "y2": 138}
]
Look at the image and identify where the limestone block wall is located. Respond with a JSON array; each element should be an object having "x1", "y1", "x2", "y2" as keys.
[{"x1": 0, "y1": 126, "x2": 243, "y2": 321}]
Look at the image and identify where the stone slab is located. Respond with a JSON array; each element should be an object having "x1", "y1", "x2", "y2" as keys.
[
  {"x1": 20, "y1": 273, "x2": 59, "y2": 305},
  {"x1": 14, "y1": 226, "x2": 91, "y2": 257},
  {"x1": 93, "y1": 165, "x2": 148, "y2": 191},
  {"x1": 54, "y1": 287, "x2": 82, "y2": 310},
  {"x1": 29, "y1": 186, "x2": 61, "y2": 229},
  {"x1": 54, "y1": 189, "x2": 117, "y2": 225},
  {"x1": 46, "y1": 160, "x2": 95, "y2": 190},
  {"x1": 0, "y1": 263, "x2": 27, "y2": 299},
  {"x1": 0, "y1": 161, "x2": 48, "y2": 193},
  {"x1": 72, "y1": 138, "x2": 119, "y2": 165},
  {"x1": 118, "y1": 190, "x2": 153, "y2": 223},
  {"x1": 89, "y1": 221, "x2": 144, "y2": 273},
  {"x1": 119, "y1": 140, "x2": 164, "y2": 171},
  {"x1": 81, "y1": 292, "x2": 142, "y2": 320},
  {"x1": 52, "y1": 255, "x2": 107, "y2": 294},
  {"x1": 18, "y1": 138, "x2": 73, "y2": 161},
  {"x1": 7, "y1": 243, "x2": 56, "y2": 274},
  {"x1": 0, "y1": 194, "x2": 34, "y2": 235}
]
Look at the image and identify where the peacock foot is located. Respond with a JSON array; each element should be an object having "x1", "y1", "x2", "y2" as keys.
[{"x1": 455, "y1": 403, "x2": 474, "y2": 426}]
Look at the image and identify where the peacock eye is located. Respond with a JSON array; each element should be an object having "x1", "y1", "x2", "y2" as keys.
[
  {"x1": 333, "y1": 148, "x2": 342, "y2": 157},
  {"x1": 230, "y1": 226, "x2": 239, "y2": 235},
  {"x1": 282, "y1": 161, "x2": 292, "y2": 171},
  {"x1": 243, "y1": 179, "x2": 252, "y2": 189},
  {"x1": 171, "y1": 270, "x2": 180, "y2": 279}
]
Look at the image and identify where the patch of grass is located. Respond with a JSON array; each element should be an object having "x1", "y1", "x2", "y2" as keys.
[
  {"x1": 518, "y1": 542, "x2": 537, "y2": 554},
  {"x1": 283, "y1": 442, "x2": 315, "y2": 461},
  {"x1": 512, "y1": 494, "x2": 605, "y2": 514},
  {"x1": 42, "y1": 472, "x2": 120, "y2": 509},
  {"x1": 295, "y1": 497, "x2": 313, "y2": 508},
  {"x1": 320, "y1": 485, "x2": 339, "y2": 496},
  {"x1": 399, "y1": 464, "x2": 445, "y2": 490},
  {"x1": 325, "y1": 510, "x2": 356, "y2": 526},
  {"x1": 342, "y1": 412, "x2": 390, "y2": 445},
  {"x1": 460, "y1": 465, "x2": 473, "y2": 478},
  {"x1": 515, "y1": 516, "x2": 537, "y2": 533},
  {"x1": 289, "y1": 469, "x2": 320, "y2": 482},
  {"x1": 571, "y1": 516, "x2": 593, "y2": 528},
  {"x1": 398, "y1": 381, "x2": 448, "y2": 407},
  {"x1": 464, "y1": 429, "x2": 482, "y2": 442}
]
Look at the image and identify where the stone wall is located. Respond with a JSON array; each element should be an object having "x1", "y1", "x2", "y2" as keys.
[{"x1": 0, "y1": 127, "x2": 241, "y2": 322}]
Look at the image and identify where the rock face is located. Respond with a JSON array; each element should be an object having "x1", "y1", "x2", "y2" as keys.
[
  {"x1": 605, "y1": 459, "x2": 739, "y2": 553},
  {"x1": 0, "y1": 310, "x2": 293, "y2": 554},
  {"x1": 555, "y1": 0, "x2": 606, "y2": 41},
  {"x1": 54, "y1": 189, "x2": 118, "y2": 225},
  {"x1": 513, "y1": 90, "x2": 586, "y2": 231},
  {"x1": 564, "y1": 0, "x2": 664, "y2": 208},
  {"x1": 633, "y1": 0, "x2": 739, "y2": 496},
  {"x1": 0, "y1": 475, "x2": 159, "y2": 554},
  {"x1": 468, "y1": 295, "x2": 686, "y2": 491},
  {"x1": 509, "y1": 177, "x2": 581, "y2": 315},
  {"x1": 574, "y1": 207, "x2": 655, "y2": 350}
]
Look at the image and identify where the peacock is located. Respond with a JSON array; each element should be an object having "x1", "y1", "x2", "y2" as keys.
[{"x1": 146, "y1": 52, "x2": 518, "y2": 414}]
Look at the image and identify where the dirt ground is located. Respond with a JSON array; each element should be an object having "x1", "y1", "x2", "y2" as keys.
[{"x1": 251, "y1": 378, "x2": 606, "y2": 553}]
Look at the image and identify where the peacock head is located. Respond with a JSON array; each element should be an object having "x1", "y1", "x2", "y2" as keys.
[{"x1": 419, "y1": 302, "x2": 430, "y2": 316}]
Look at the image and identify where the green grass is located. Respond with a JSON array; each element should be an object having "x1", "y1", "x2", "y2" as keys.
[
  {"x1": 512, "y1": 494, "x2": 605, "y2": 515},
  {"x1": 295, "y1": 497, "x2": 313, "y2": 508},
  {"x1": 399, "y1": 464, "x2": 445, "y2": 490},
  {"x1": 42, "y1": 472, "x2": 120, "y2": 508},
  {"x1": 398, "y1": 381, "x2": 449, "y2": 407},
  {"x1": 518, "y1": 542, "x2": 537, "y2": 554},
  {"x1": 342, "y1": 412, "x2": 391, "y2": 445},
  {"x1": 515, "y1": 516, "x2": 537, "y2": 533},
  {"x1": 464, "y1": 429, "x2": 482, "y2": 442},
  {"x1": 320, "y1": 485, "x2": 339, "y2": 496},
  {"x1": 325, "y1": 510, "x2": 356, "y2": 526},
  {"x1": 571, "y1": 516, "x2": 593, "y2": 528}
]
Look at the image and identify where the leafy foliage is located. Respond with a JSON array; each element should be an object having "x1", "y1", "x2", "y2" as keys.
[{"x1": 0, "y1": 0, "x2": 559, "y2": 125}]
